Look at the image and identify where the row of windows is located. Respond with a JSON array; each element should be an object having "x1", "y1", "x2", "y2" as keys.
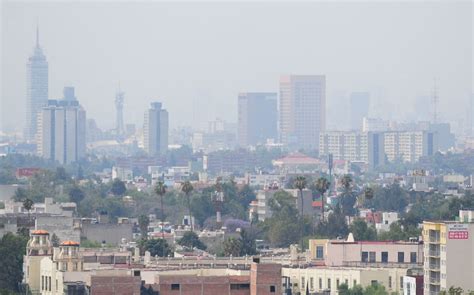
[
  {"x1": 361, "y1": 251, "x2": 417, "y2": 263},
  {"x1": 299, "y1": 276, "x2": 358, "y2": 290}
]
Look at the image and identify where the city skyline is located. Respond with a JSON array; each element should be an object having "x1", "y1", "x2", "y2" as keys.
[{"x1": 1, "y1": 1, "x2": 472, "y2": 133}]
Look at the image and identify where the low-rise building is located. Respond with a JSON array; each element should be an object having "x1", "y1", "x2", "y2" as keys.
[
  {"x1": 308, "y1": 237, "x2": 423, "y2": 267},
  {"x1": 282, "y1": 266, "x2": 409, "y2": 295}
]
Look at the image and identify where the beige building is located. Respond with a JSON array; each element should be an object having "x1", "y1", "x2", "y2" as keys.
[
  {"x1": 282, "y1": 266, "x2": 409, "y2": 294},
  {"x1": 422, "y1": 210, "x2": 474, "y2": 295},
  {"x1": 279, "y1": 75, "x2": 326, "y2": 149},
  {"x1": 249, "y1": 188, "x2": 315, "y2": 222},
  {"x1": 308, "y1": 237, "x2": 423, "y2": 267}
]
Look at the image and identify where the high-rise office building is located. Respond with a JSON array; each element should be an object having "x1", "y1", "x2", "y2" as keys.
[
  {"x1": 143, "y1": 102, "x2": 169, "y2": 155},
  {"x1": 37, "y1": 87, "x2": 86, "y2": 165},
  {"x1": 349, "y1": 92, "x2": 370, "y2": 131},
  {"x1": 25, "y1": 26, "x2": 49, "y2": 141},
  {"x1": 238, "y1": 92, "x2": 277, "y2": 146},
  {"x1": 279, "y1": 75, "x2": 326, "y2": 149}
]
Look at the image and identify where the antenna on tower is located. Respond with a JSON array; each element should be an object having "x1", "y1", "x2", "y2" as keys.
[
  {"x1": 115, "y1": 82, "x2": 125, "y2": 139},
  {"x1": 432, "y1": 78, "x2": 439, "y2": 124},
  {"x1": 36, "y1": 21, "x2": 40, "y2": 48}
]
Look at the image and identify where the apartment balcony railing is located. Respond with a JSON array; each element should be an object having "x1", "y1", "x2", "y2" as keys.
[
  {"x1": 429, "y1": 264, "x2": 440, "y2": 270},
  {"x1": 429, "y1": 278, "x2": 441, "y2": 285}
]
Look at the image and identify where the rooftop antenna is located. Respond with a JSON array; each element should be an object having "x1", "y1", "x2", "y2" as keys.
[
  {"x1": 35, "y1": 20, "x2": 40, "y2": 48},
  {"x1": 432, "y1": 78, "x2": 439, "y2": 124}
]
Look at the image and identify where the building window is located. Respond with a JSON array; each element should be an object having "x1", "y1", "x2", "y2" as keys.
[
  {"x1": 56, "y1": 279, "x2": 58, "y2": 291},
  {"x1": 371, "y1": 280, "x2": 378, "y2": 286},
  {"x1": 49, "y1": 277, "x2": 51, "y2": 291},
  {"x1": 230, "y1": 284, "x2": 250, "y2": 290},
  {"x1": 353, "y1": 280, "x2": 357, "y2": 287},
  {"x1": 301, "y1": 277, "x2": 305, "y2": 289},
  {"x1": 270, "y1": 285, "x2": 276, "y2": 293},
  {"x1": 345, "y1": 279, "x2": 348, "y2": 285},
  {"x1": 310, "y1": 277, "x2": 314, "y2": 289},
  {"x1": 362, "y1": 251, "x2": 368, "y2": 262},
  {"x1": 398, "y1": 252, "x2": 405, "y2": 263},
  {"x1": 336, "y1": 279, "x2": 340, "y2": 287},
  {"x1": 410, "y1": 252, "x2": 417, "y2": 263},
  {"x1": 369, "y1": 251, "x2": 376, "y2": 262},
  {"x1": 388, "y1": 276, "x2": 392, "y2": 288},
  {"x1": 381, "y1": 252, "x2": 388, "y2": 263},
  {"x1": 41, "y1": 276, "x2": 44, "y2": 290},
  {"x1": 400, "y1": 277, "x2": 403, "y2": 289},
  {"x1": 319, "y1": 278, "x2": 322, "y2": 289},
  {"x1": 328, "y1": 279, "x2": 331, "y2": 290},
  {"x1": 316, "y1": 246, "x2": 324, "y2": 259},
  {"x1": 171, "y1": 284, "x2": 180, "y2": 290}
]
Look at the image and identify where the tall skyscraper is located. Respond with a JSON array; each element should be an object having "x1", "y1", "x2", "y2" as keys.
[
  {"x1": 115, "y1": 90, "x2": 125, "y2": 137},
  {"x1": 143, "y1": 102, "x2": 169, "y2": 155},
  {"x1": 25, "y1": 26, "x2": 49, "y2": 141},
  {"x1": 349, "y1": 92, "x2": 370, "y2": 131},
  {"x1": 279, "y1": 75, "x2": 326, "y2": 149},
  {"x1": 37, "y1": 87, "x2": 86, "y2": 165},
  {"x1": 238, "y1": 92, "x2": 277, "y2": 146}
]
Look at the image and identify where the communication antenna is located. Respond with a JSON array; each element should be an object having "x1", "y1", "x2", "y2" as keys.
[{"x1": 432, "y1": 79, "x2": 439, "y2": 124}]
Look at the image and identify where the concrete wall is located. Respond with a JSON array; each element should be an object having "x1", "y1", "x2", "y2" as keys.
[
  {"x1": 90, "y1": 276, "x2": 141, "y2": 295},
  {"x1": 36, "y1": 215, "x2": 80, "y2": 243},
  {"x1": 81, "y1": 223, "x2": 133, "y2": 245}
]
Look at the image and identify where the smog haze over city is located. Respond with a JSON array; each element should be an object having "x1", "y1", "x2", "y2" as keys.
[
  {"x1": 2, "y1": 2, "x2": 474, "y2": 294},
  {"x1": 1, "y1": 1, "x2": 473, "y2": 132}
]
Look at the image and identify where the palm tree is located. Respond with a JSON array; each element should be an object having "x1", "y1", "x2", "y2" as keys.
[
  {"x1": 315, "y1": 177, "x2": 330, "y2": 222},
  {"x1": 364, "y1": 186, "x2": 374, "y2": 200},
  {"x1": 23, "y1": 198, "x2": 34, "y2": 222},
  {"x1": 154, "y1": 181, "x2": 167, "y2": 239},
  {"x1": 293, "y1": 176, "x2": 307, "y2": 251},
  {"x1": 138, "y1": 214, "x2": 150, "y2": 240},
  {"x1": 181, "y1": 181, "x2": 194, "y2": 231}
]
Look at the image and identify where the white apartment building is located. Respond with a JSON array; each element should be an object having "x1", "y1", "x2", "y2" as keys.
[{"x1": 319, "y1": 131, "x2": 384, "y2": 169}]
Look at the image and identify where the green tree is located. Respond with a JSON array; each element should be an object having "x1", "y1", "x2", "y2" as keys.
[
  {"x1": 138, "y1": 214, "x2": 150, "y2": 240},
  {"x1": 51, "y1": 233, "x2": 60, "y2": 247},
  {"x1": 181, "y1": 181, "x2": 194, "y2": 230},
  {"x1": 0, "y1": 232, "x2": 28, "y2": 292},
  {"x1": 223, "y1": 237, "x2": 242, "y2": 256},
  {"x1": 349, "y1": 219, "x2": 377, "y2": 241},
  {"x1": 155, "y1": 181, "x2": 167, "y2": 238},
  {"x1": 177, "y1": 231, "x2": 207, "y2": 250},
  {"x1": 315, "y1": 177, "x2": 330, "y2": 221},
  {"x1": 339, "y1": 174, "x2": 357, "y2": 216},
  {"x1": 142, "y1": 238, "x2": 172, "y2": 257},
  {"x1": 13, "y1": 187, "x2": 28, "y2": 202},
  {"x1": 239, "y1": 228, "x2": 257, "y2": 256},
  {"x1": 68, "y1": 185, "x2": 85, "y2": 204},
  {"x1": 111, "y1": 178, "x2": 127, "y2": 197},
  {"x1": 294, "y1": 176, "x2": 307, "y2": 251},
  {"x1": 22, "y1": 198, "x2": 34, "y2": 220},
  {"x1": 316, "y1": 206, "x2": 349, "y2": 239}
]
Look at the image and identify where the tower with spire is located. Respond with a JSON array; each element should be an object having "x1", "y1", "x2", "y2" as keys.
[
  {"x1": 25, "y1": 24, "x2": 49, "y2": 142},
  {"x1": 115, "y1": 86, "x2": 125, "y2": 138}
]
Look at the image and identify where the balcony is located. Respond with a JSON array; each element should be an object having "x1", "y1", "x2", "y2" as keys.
[
  {"x1": 429, "y1": 278, "x2": 440, "y2": 285},
  {"x1": 428, "y1": 250, "x2": 440, "y2": 256},
  {"x1": 429, "y1": 263, "x2": 440, "y2": 271}
]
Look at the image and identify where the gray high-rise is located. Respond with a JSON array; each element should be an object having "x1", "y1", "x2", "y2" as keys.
[
  {"x1": 279, "y1": 75, "x2": 326, "y2": 149},
  {"x1": 238, "y1": 92, "x2": 277, "y2": 146},
  {"x1": 37, "y1": 87, "x2": 86, "y2": 165},
  {"x1": 349, "y1": 92, "x2": 370, "y2": 131},
  {"x1": 25, "y1": 27, "x2": 49, "y2": 141},
  {"x1": 144, "y1": 102, "x2": 169, "y2": 155}
]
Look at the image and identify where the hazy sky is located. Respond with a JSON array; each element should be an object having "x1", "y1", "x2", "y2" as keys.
[{"x1": 1, "y1": 1, "x2": 473, "y2": 133}]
